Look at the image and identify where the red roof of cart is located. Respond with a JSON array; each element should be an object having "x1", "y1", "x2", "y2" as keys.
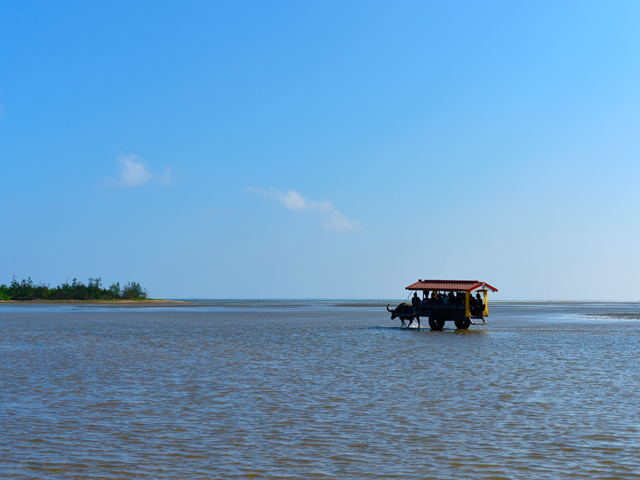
[{"x1": 406, "y1": 280, "x2": 498, "y2": 292}]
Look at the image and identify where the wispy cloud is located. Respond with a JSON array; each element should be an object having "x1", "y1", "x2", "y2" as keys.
[
  {"x1": 156, "y1": 167, "x2": 174, "y2": 186},
  {"x1": 202, "y1": 207, "x2": 218, "y2": 215},
  {"x1": 246, "y1": 187, "x2": 361, "y2": 232},
  {"x1": 118, "y1": 155, "x2": 153, "y2": 186},
  {"x1": 323, "y1": 210, "x2": 362, "y2": 232},
  {"x1": 105, "y1": 155, "x2": 174, "y2": 187}
]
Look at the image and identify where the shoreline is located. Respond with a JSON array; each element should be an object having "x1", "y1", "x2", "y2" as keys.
[
  {"x1": 0, "y1": 299, "x2": 189, "y2": 305},
  {"x1": 1, "y1": 299, "x2": 639, "y2": 310},
  {"x1": 0, "y1": 299, "x2": 409, "y2": 309}
]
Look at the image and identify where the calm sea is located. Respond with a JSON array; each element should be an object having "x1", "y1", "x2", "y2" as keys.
[{"x1": 1, "y1": 302, "x2": 640, "y2": 479}]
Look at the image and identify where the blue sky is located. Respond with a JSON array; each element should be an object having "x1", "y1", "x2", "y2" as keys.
[{"x1": 2, "y1": 1, "x2": 640, "y2": 300}]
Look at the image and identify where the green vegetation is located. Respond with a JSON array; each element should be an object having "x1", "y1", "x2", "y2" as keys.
[{"x1": 0, "y1": 276, "x2": 148, "y2": 301}]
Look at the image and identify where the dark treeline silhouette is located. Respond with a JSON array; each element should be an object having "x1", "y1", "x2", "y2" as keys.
[{"x1": 0, "y1": 276, "x2": 148, "y2": 301}]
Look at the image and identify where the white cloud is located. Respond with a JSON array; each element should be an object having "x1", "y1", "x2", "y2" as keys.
[
  {"x1": 118, "y1": 155, "x2": 153, "y2": 186},
  {"x1": 157, "y1": 167, "x2": 175, "y2": 186},
  {"x1": 246, "y1": 187, "x2": 316, "y2": 210},
  {"x1": 323, "y1": 211, "x2": 361, "y2": 232},
  {"x1": 246, "y1": 187, "x2": 361, "y2": 232},
  {"x1": 105, "y1": 155, "x2": 173, "y2": 187}
]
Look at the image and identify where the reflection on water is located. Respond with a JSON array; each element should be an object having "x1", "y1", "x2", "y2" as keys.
[{"x1": 1, "y1": 302, "x2": 640, "y2": 478}]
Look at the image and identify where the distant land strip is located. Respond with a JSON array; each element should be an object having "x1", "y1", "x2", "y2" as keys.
[{"x1": 0, "y1": 276, "x2": 158, "y2": 302}]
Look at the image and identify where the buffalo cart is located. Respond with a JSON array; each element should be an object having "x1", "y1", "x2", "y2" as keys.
[{"x1": 387, "y1": 280, "x2": 498, "y2": 331}]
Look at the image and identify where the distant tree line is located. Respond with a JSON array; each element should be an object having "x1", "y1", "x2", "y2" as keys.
[{"x1": 0, "y1": 276, "x2": 148, "y2": 301}]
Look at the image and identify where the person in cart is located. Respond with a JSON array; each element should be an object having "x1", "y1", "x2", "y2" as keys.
[{"x1": 411, "y1": 292, "x2": 421, "y2": 308}]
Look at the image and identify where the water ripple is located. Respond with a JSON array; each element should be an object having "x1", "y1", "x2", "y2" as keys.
[{"x1": 1, "y1": 303, "x2": 640, "y2": 478}]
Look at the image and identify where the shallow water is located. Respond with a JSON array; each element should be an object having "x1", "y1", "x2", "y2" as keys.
[{"x1": 1, "y1": 302, "x2": 640, "y2": 479}]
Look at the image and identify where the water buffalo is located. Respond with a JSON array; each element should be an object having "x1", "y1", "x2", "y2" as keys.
[{"x1": 386, "y1": 302, "x2": 419, "y2": 329}]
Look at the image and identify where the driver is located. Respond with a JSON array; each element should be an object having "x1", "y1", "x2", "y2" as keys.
[{"x1": 411, "y1": 292, "x2": 421, "y2": 308}]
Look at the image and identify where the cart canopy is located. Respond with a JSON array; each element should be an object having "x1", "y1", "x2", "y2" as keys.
[{"x1": 405, "y1": 280, "x2": 498, "y2": 292}]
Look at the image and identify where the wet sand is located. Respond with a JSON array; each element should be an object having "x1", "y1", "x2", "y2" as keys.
[{"x1": 585, "y1": 312, "x2": 640, "y2": 319}]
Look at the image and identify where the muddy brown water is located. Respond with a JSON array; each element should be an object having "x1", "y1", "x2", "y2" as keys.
[{"x1": 1, "y1": 302, "x2": 640, "y2": 479}]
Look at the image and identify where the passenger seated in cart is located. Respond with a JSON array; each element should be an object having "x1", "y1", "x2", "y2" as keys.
[{"x1": 470, "y1": 293, "x2": 485, "y2": 317}]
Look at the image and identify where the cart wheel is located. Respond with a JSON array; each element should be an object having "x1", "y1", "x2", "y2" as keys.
[
  {"x1": 428, "y1": 315, "x2": 445, "y2": 331},
  {"x1": 455, "y1": 317, "x2": 471, "y2": 330}
]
